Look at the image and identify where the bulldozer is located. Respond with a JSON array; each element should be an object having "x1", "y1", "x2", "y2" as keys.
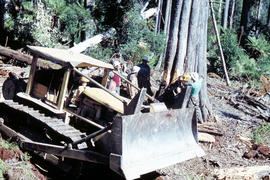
[{"x1": 0, "y1": 46, "x2": 205, "y2": 179}]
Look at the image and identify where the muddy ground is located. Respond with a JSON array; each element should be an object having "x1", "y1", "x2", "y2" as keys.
[{"x1": 0, "y1": 62, "x2": 270, "y2": 179}]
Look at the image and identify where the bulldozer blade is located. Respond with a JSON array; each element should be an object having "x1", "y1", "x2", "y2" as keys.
[{"x1": 109, "y1": 107, "x2": 205, "y2": 180}]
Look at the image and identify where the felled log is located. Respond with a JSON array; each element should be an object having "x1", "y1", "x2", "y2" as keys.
[
  {"x1": 0, "y1": 28, "x2": 116, "y2": 68},
  {"x1": 0, "y1": 45, "x2": 60, "y2": 69},
  {"x1": 69, "y1": 28, "x2": 116, "y2": 53}
]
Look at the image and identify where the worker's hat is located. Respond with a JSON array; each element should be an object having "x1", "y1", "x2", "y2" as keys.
[
  {"x1": 142, "y1": 56, "x2": 149, "y2": 61},
  {"x1": 113, "y1": 60, "x2": 121, "y2": 67},
  {"x1": 180, "y1": 73, "x2": 191, "y2": 82}
]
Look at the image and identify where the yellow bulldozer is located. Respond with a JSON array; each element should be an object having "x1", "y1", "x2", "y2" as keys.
[{"x1": 0, "y1": 46, "x2": 204, "y2": 179}]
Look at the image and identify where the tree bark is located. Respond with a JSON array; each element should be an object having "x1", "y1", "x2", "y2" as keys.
[
  {"x1": 255, "y1": 0, "x2": 262, "y2": 38},
  {"x1": 171, "y1": 0, "x2": 192, "y2": 82},
  {"x1": 268, "y1": 2, "x2": 270, "y2": 29},
  {"x1": 160, "y1": 0, "x2": 210, "y2": 122},
  {"x1": 198, "y1": 0, "x2": 211, "y2": 122},
  {"x1": 162, "y1": 0, "x2": 183, "y2": 86},
  {"x1": 218, "y1": 0, "x2": 223, "y2": 24},
  {"x1": 229, "y1": 0, "x2": 235, "y2": 29},
  {"x1": 223, "y1": 0, "x2": 230, "y2": 29},
  {"x1": 185, "y1": 0, "x2": 201, "y2": 73},
  {"x1": 155, "y1": 0, "x2": 171, "y2": 71},
  {"x1": 155, "y1": 0, "x2": 163, "y2": 35}
]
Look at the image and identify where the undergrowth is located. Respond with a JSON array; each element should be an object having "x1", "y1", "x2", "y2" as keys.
[{"x1": 252, "y1": 124, "x2": 270, "y2": 145}]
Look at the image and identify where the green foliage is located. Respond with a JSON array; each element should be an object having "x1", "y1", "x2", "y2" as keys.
[
  {"x1": 87, "y1": 4, "x2": 165, "y2": 66},
  {"x1": 208, "y1": 29, "x2": 270, "y2": 86},
  {"x1": 33, "y1": 2, "x2": 61, "y2": 47},
  {"x1": 0, "y1": 159, "x2": 7, "y2": 178},
  {"x1": 0, "y1": 140, "x2": 19, "y2": 150},
  {"x1": 118, "y1": 7, "x2": 165, "y2": 66},
  {"x1": 58, "y1": 2, "x2": 94, "y2": 44},
  {"x1": 246, "y1": 35, "x2": 270, "y2": 59},
  {"x1": 252, "y1": 124, "x2": 270, "y2": 145},
  {"x1": 4, "y1": 0, "x2": 94, "y2": 47}
]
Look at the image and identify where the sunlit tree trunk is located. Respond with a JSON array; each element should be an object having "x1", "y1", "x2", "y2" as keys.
[
  {"x1": 162, "y1": 0, "x2": 183, "y2": 84},
  {"x1": 218, "y1": 0, "x2": 223, "y2": 24},
  {"x1": 155, "y1": 0, "x2": 171, "y2": 70},
  {"x1": 162, "y1": 0, "x2": 210, "y2": 122},
  {"x1": 255, "y1": 0, "x2": 262, "y2": 38},
  {"x1": 171, "y1": 0, "x2": 192, "y2": 82},
  {"x1": 229, "y1": 0, "x2": 235, "y2": 29},
  {"x1": 223, "y1": 0, "x2": 230, "y2": 29},
  {"x1": 268, "y1": 2, "x2": 270, "y2": 29},
  {"x1": 155, "y1": 0, "x2": 163, "y2": 35}
]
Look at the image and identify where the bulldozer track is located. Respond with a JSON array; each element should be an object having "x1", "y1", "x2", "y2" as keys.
[{"x1": 0, "y1": 100, "x2": 87, "y2": 149}]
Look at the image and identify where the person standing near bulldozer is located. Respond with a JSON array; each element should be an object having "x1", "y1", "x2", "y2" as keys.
[
  {"x1": 137, "y1": 56, "x2": 153, "y2": 96},
  {"x1": 180, "y1": 72, "x2": 203, "y2": 123},
  {"x1": 108, "y1": 60, "x2": 121, "y2": 94},
  {"x1": 127, "y1": 66, "x2": 140, "y2": 98}
]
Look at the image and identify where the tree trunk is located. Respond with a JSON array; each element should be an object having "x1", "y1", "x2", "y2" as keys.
[
  {"x1": 218, "y1": 0, "x2": 223, "y2": 24},
  {"x1": 229, "y1": 0, "x2": 235, "y2": 29},
  {"x1": 162, "y1": 0, "x2": 183, "y2": 86},
  {"x1": 267, "y1": 3, "x2": 270, "y2": 29},
  {"x1": 222, "y1": 0, "x2": 230, "y2": 29},
  {"x1": 155, "y1": 0, "x2": 163, "y2": 35},
  {"x1": 239, "y1": 0, "x2": 251, "y2": 44},
  {"x1": 0, "y1": 45, "x2": 60, "y2": 69},
  {"x1": 171, "y1": 0, "x2": 192, "y2": 82},
  {"x1": 0, "y1": 0, "x2": 5, "y2": 32},
  {"x1": 161, "y1": 0, "x2": 210, "y2": 122},
  {"x1": 255, "y1": 0, "x2": 262, "y2": 38},
  {"x1": 69, "y1": 28, "x2": 116, "y2": 53},
  {"x1": 185, "y1": 0, "x2": 201, "y2": 73},
  {"x1": 198, "y1": 0, "x2": 210, "y2": 123},
  {"x1": 155, "y1": 0, "x2": 171, "y2": 71}
]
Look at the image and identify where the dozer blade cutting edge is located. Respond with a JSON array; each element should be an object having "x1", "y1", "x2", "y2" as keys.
[{"x1": 108, "y1": 107, "x2": 205, "y2": 180}]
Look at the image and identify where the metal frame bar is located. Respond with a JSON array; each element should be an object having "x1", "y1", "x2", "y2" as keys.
[
  {"x1": 57, "y1": 69, "x2": 71, "y2": 111},
  {"x1": 26, "y1": 55, "x2": 38, "y2": 94},
  {"x1": 74, "y1": 68, "x2": 127, "y2": 104},
  {"x1": 113, "y1": 70, "x2": 156, "y2": 102}
]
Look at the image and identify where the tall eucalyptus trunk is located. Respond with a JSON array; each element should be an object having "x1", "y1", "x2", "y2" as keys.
[
  {"x1": 223, "y1": 0, "x2": 230, "y2": 29},
  {"x1": 162, "y1": 0, "x2": 183, "y2": 84},
  {"x1": 229, "y1": 0, "x2": 235, "y2": 29},
  {"x1": 255, "y1": 0, "x2": 262, "y2": 38},
  {"x1": 155, "y1": 0, "x2": 171, "y2": 70},
  {"x1": 162, "y1": 0, "x2": 210, "y2": 122},
  {"x1": 218, "y1": 0, "x2": 223, "y2": 24},
  {"x1": 268, "y1": 2, "x2": 270, "y2": 29}
]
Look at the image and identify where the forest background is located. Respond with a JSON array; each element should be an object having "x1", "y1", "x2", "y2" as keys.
[{"x1": 0, "y1": 0, "x2": 270, "y2": 88}]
